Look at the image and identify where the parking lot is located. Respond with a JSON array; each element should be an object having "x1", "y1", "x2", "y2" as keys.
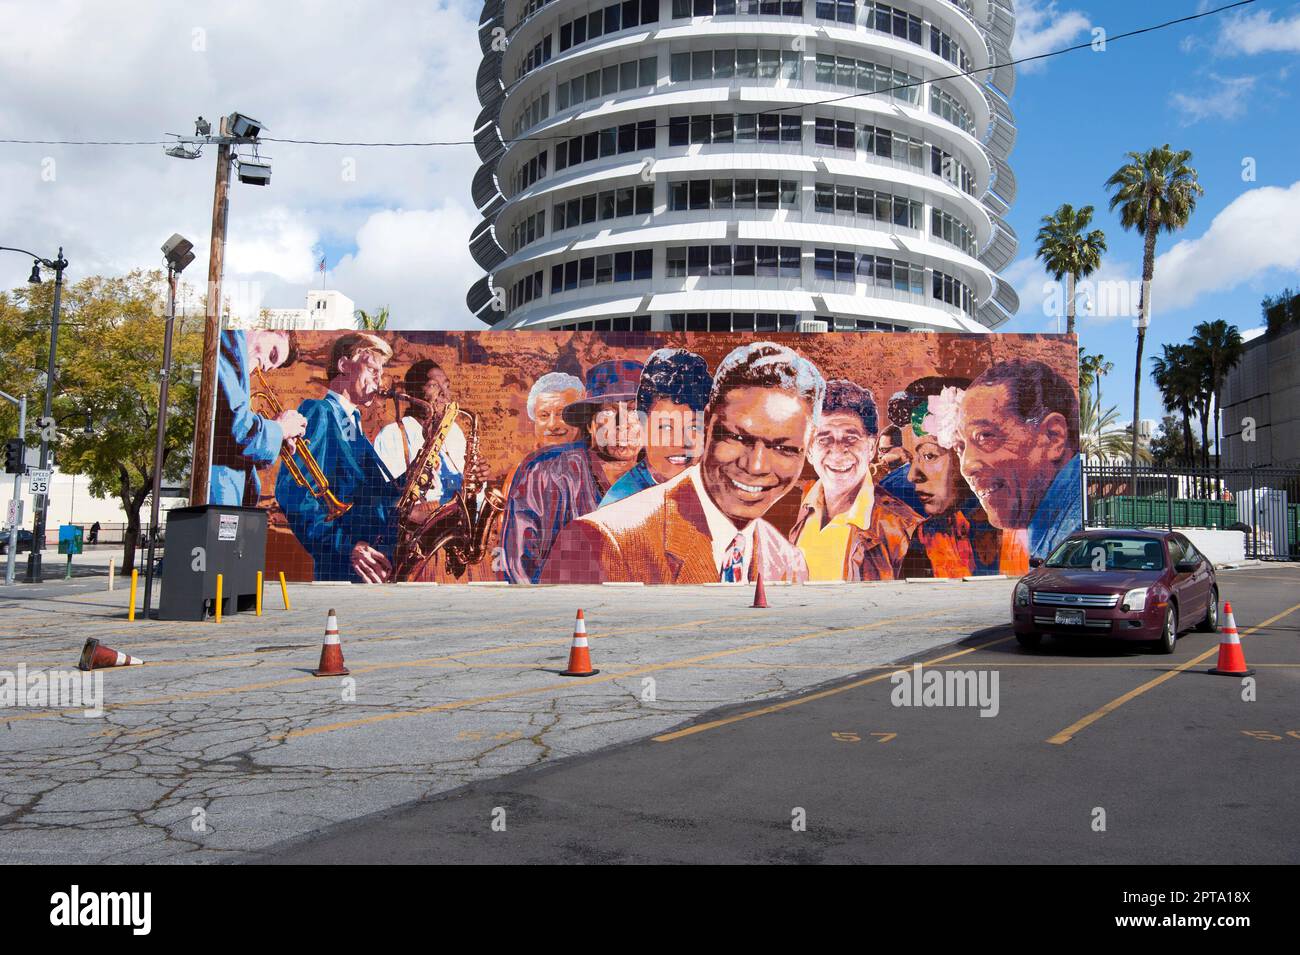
[{"x1": 1, "y1": 565, "x2": 1295, "y2": 864}]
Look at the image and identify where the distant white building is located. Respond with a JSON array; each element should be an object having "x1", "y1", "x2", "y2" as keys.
[{"x1": 225, "y1": 289, "x2": 357, "y2": 331}]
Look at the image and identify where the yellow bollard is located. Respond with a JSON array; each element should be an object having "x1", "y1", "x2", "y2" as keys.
[
  {"x1": 215, "y1": 573, "x2": 223, "y2": 623},
  {"x1": 108, "y1": 558, "x2": 115, "y2": 592},
  {"x1": 256, "y1": 570, "x2": 263, "y2": 616},
  {"x1": 128, "y1": 568, "x2": 138, "y2": 621},
  {"x1": 279, "y1": 571, "x2": 291, "y2": 611}
]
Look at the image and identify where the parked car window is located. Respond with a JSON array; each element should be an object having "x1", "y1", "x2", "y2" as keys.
[
  {"x1": 1167, "y1": 537, "x2": 1185, "y2": 565},
  {"x1": 1045, "y1": 537, "x2": 1166, "y2": 571}
]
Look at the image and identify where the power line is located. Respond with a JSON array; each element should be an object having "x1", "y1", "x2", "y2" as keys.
[{"x1": 0, "y1": 0, "x2": 1256, "y2": 151}]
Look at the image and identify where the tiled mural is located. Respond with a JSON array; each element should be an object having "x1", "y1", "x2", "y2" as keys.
[{"x1": 210, "y1": 330, "x2": 1081, "y2": 584}]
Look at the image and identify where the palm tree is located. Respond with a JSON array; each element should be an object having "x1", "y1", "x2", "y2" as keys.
[
  {"x1": 1079, "y1": 348, "x2": 1113, "y2": 424},
  {"x1": 1080, "y1": 388, "x2": 1152, "y2": 464},
  {"x1": 1105, "y1": 145, "x2": 1204, "y2": 489},
  {"x1": 354, "y1": 305, "x2": 390, "y2": 331},
  {"x1": 1150, "y1": 343, "x2": 1198, "y2": 466},
  {"x1": 1189, "y1": 319, "x2": 1244, "y2": 478},
  {"x1": 1035, "y1": 203, "x2": 1107, "y2": 336}
]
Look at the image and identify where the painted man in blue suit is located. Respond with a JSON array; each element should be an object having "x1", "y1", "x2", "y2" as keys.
[
  {"x1": 210, "y1": 329, "x2": 306, "y2": 507},
  {"x1": 275, "y1": 332, "x2": 402, "y2": 582}
]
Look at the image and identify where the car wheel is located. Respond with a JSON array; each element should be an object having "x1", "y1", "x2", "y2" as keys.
[
  {"x1": 1197, "y1": 589, "x2": 1219, "y2": 632},
  {"x1": 1016, "y1": 632, "x2": 1042, "y2": 650},
  {"x1": 1155, "y1": 606, "x2": 1178, "y2": 654}
]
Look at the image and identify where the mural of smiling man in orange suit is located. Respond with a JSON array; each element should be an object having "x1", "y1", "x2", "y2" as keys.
[{"x1": 539, "y1": 342, "x2": 820, "y2": 585}]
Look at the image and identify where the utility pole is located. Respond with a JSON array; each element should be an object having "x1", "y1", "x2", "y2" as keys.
[
  {"x1": 26, "y1": 249, "x2": 67, "y2": 582},
  {"x1": 164, "y1": 113, "x2": 269, "y2": 506}
]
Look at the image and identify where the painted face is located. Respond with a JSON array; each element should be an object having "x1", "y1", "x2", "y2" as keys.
[
  {"x1": 533, "y1": 389, "x2": 582, "y2": 446},
  {"x1": 588, "y1": 401, "x2": 643, "y2": 463},
  {"x1": 421, "y1": 366, "x2": 453, "y2": 420},
  {"x1": 343, "y1": 349, "x2": 387, "y2": 405},
  {"x1": 702, "y1": 386, "x2": 812, "y2": 525},
  {"x1": 249, "y1": 332, "x2": 291, "y2": 372},
  {"x1": 955, "y1": 383, "x2": 1068, "y2": 529},
  {"x1": 807, "y1": 411, "x2": 875, "y2": 505},
  {"x1": 644, "y1": 398, "x2": 704, "y2": 482},
  {"x1": 902, "y1": 428, "x2": 960, "y2": 516},
  {"x1": 877, "y1": 432, "x2": 911, "y2": 470}
]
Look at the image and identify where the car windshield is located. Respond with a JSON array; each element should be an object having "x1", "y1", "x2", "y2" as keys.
[{"x1": 1045, "y1": 537, "x2": 1165, "y2": 571}]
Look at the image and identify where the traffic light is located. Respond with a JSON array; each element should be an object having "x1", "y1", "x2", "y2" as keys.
[{"x1": 4, "y1": 438, "x2": 23, "y2": 474}]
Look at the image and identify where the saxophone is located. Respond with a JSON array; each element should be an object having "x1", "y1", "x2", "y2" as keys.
[{"x1": 389, "y1": 401, "x2": 504, "y2": 581}]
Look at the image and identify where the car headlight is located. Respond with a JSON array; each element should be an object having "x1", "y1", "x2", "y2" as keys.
[
  {"x1": 1014, "y1": 581, "x2": 1030, "y2": 607},
  {"x1": 1121, "y1": 588, "x2": 1149, "y2": 612}
]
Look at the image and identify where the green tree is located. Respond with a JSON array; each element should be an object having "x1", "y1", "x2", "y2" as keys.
[
  {"x1": 2, "y1": 271, "x2": 203, "y2": 573},
  {"x1": 1080, "y1": 387, "x2": 1151, "y2": 464},
  {"x1": 1261, "y1": 288, "x2": 1299, "y2": 334},
  {"x1": 1078, "y1": 347, "x2": 1113, "y2": 427},
  {"x1": 354, "y1": 305, "x2": 390, "y2": 331},
  {"x1": 1035, "y1": 203, "x2": 1107, "y2": 336},
  {"x1": 1189, "y1": 319, "x2": 1244, "y2": 476},
  {"x1": 1149, "y1": 414, "x2": 1202, "y2": 468},
  {"x1": 1105, "y1": 144, "x2": 1204, "y2": 484},
  {"x1": 1151, "y1": 343, "x2": 1199, "y2": 467}
]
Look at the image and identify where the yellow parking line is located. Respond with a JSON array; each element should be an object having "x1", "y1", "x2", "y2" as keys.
[
  {"x1": 1046, "y1": 600, "x2": 1300, "y2": 745},
  {"x1": 280, "y1": 607, "x2": 972, "y2": 740},
  {"x1": 652, "y1": 631, "x2": 1015, "y2": 743}
]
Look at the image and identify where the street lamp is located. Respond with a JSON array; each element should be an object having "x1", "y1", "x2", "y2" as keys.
[
  {"x1": 142, "y1": 233, "x2": 195, "y2": 618},
  {"x1": 164, "y1": 112, "x2": 269, "y2": 507},
  {"x1": 1, "y1": 244, "x2": 68, "y2": 582}
]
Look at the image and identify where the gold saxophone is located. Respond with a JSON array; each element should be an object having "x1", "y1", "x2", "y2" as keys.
[
  {"x1": 252, "y1": 367, "x2": 351, "y2": 521},
  {"x1": 389, "y1": 397, "x2": 504, "y2": 581}
]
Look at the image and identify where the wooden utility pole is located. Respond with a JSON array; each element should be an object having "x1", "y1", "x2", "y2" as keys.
[{"x1": 188, "y1": 127, "x2": 233, "y2": 506}]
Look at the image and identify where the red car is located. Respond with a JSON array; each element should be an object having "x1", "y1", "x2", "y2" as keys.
[{"x1": 1012, "y1": 529, "x2": 1219, "y2": 653}]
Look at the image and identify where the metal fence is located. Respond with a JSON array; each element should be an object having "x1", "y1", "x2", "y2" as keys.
[{"x1": 1084, "y1": 464, "x2": 1300, "y2": 561}]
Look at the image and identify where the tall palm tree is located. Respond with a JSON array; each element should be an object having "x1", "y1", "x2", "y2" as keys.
[
  {"x1": 1079, "y1": 348, "x2": 1113, "y2": 424},
  {"x1": 1034, "y1": 203, "x2": 1108, "y2": 336},
  {"x1": 354, "y1": 305, "x2": 390, "y2": 331},
  {"x1": 1151, "y1": 343, "x2": 1198, "y2": 466},
  {"x1": 1189, "y1": 319, "x2": 1244, "y2": 476},
  {"x1": 1105, "y1": 145, "x2": 1204, "y2": 488}
]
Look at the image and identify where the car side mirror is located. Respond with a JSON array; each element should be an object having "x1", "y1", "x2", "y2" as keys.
[
  {"x1": 1175, "y1": 561, "x2": 1198, "y2": 574},
  {"x1": 1028, "y1": 557, "x2": 1043, "y2": 568}
]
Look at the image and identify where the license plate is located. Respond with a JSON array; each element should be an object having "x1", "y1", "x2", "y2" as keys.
[{"x1": 1055, "y1": 609, "x2": 1086, "y2": 626}]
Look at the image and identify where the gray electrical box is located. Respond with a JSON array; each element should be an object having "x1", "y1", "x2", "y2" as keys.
[{"x1": 157, "y1": 504, "x2": 267, "y2": 621}]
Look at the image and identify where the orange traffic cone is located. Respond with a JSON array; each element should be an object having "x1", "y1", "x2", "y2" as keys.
[
  {"x1": 78, "y1": 638, "x2": 145, "y2": 671},
  {"x1": 751, "y1": 572, "x2": 768, "y2": 609},
  {"x1": 560, "y1": 609, "x2": 599, "y2": 677},
  {"x1": 313, "y1": 608, "x2": 350, "y2": 677},
  {"x1": 1209, "y1": 601, "x2": 1254, "y2": 676}
]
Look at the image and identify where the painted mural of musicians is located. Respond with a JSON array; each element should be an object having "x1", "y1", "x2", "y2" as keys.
[
  {"x1": 275, "y1": 332, "x2": 401, "y2": 583},
  {"x1": 954, "y1": 359, "x2": 1082, "y2": 563},
  {"x1": 600, "y1": 348, "x2": 712, "y2": 507},
  {"x1": 210, "y1": 329, "x2": 306, "y2": 506},
  {"x1": 500, "y1": 360, "x2": 645, "y2": 584},
  {"x1": 539, "y1": 342, "x2": 817, "y2": 585},
  {"x1": 788, "y1": 380, "x2": 922, "y2": 581},
  {"x1": 373, "y1": 359, "x2": 489, "y2": 506}
]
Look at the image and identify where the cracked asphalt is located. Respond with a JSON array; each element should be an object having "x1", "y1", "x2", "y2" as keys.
[{"x1": 0, "y1": 576, "x2": 1013, "y2": 862}]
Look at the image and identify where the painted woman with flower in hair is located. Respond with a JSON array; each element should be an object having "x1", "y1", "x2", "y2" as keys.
[{"x1": 883, "y1": 377, "x2": 1028, "y2": 578}]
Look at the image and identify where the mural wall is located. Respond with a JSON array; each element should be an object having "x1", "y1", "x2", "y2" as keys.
[{"x1": 210, "y1": 330, "x2": 1082, "y2": 584}]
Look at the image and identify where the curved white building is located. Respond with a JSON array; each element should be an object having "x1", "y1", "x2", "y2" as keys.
[{"x1": 468, "y1": 0, "x2": 1019, "y2": 333}]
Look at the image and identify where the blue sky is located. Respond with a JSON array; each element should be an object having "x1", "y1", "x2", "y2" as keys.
[{"x1": 1000, "y1": 0, "x2": 1300, "y2": 430}]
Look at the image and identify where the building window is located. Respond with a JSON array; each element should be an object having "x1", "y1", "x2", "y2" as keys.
[
  {"x1": 549, "y1": 248, "x2": 654, "y2": 293},
  {"x1": 931, "y1": 208, "x2": 977, "y2": 256},
  {"x1": 669, "y1": 46, "x2": 801, "y2": 82},
  {"x1": 554, "y1": 119, "x2": 655, "y2": 171},
  {"x1": 556, "y1": 56, "x2": 657, "y2": 111},
  {"x1": 813, "y1": 248, "x2": 926, "y2": 295},
  {"x1": 669, "y1": 177, "x2": 800, "y2": 211},
  {"x1": 672, "y1": 0, "x2": 804, "y2": 16},
  {"x1": 863, "y1": 2, "x2": 923, "y2": 44},
  {"x1": 668, "y1": 111, "x2": 802, "y2": 146},
  {"x1": 814, "y1": 53, "x2": 921, "y2": 106},
  {"x1": 553, "y1": 184, "x2": 654, "y2": 231},
  {"x1": 560, "y1": 0, "x2": 660, "y2": 54},
  {"x1": 930, "y1": 86, "x2": 974, "y2": 134},
  {"x1": 665, "y1": 244, "x2": 801, "y2": 279}
]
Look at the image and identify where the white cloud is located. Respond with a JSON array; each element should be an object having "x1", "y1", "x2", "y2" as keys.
[
  {"x1": 1170, "y1": 73, "x2": 1259, "y2": 125},
  {"x1": 1150, "y1": 180, "x2": 1300, "y2": 313},
  {"x1": 0, "y1": 0, "x2": 488, "y2": 326},
  {"x1": 1011, "y1": 0, "x2": 1093, "y2": 74},
  {"x1": 1219, "y1": 8, "x2": 1300, "y2": 54}
]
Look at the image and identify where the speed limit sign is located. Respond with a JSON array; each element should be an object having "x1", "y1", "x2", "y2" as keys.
[{"x1": 28, "y1": 468, "x2": 50, "y2": 495}]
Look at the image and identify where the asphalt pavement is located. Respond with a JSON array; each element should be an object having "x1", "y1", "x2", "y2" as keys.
[{"x1": 255, "y1": 566, "x2": 1300, "y2": 864}]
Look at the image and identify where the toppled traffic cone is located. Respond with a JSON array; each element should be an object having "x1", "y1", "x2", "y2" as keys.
[
  {"x1": 313, "y1": 608, "x2": 350, "y2": 677},
  {"x1": 560, "y1": 609, "x2": 599, "y2": 677},
  {"x1": 78, "y1": 638, "x2": 145, "y2": 671},
  {"x1": 1209, "y1": 601, "x2": 1254, "y2": 677},
  {"x1": 751, "y1": 573, "x2": 768, "y2": 609}
]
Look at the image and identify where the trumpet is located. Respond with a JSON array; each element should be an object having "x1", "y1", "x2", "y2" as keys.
[{"x1": 251, "y1": 366, "x2": 352, "y2": 522}]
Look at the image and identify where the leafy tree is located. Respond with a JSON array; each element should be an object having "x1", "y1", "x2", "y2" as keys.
[
  {"x1": 1151, "y1": 343, "x2": 1198, "y2": 467},
  {"x1": 354, "y1": 305, "x2": 389, "y2": 331},
  {"x1": 1149, "y1": 414, "x2": 1202, "y2": 468},
  {"x1": 1, "y1": 270, "x2": 202, "y2": 573},
  {"x1": 1189, "y1": 319, "x2": 1244, "y2": 476},
  {"x1": 1262, "y1": 288, "x2": 1299, "y2": 334},
  {"x1": 1081, "y1": 387, "x2": 1151, "y2": 464},
  {"x1": 1078, "y1": 347, "x2": 1113, "y2": 423},
  {"x1": 1035, "y1": 203, "x2": 1107, "y2": 336},
  {"x1": 1105, "y1": 144, "x2": 1204, "y2": 484}
]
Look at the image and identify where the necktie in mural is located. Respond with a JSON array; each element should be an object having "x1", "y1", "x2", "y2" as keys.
[{"x1": 719, "y1": 533, "x2": 745, "y2": 583}]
